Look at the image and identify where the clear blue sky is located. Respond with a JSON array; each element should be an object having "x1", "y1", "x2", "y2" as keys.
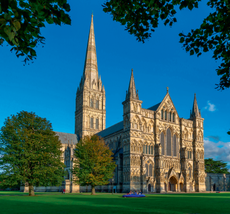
[{"x1": 1, "y1": 0, "x2": 230, "y2": 167}]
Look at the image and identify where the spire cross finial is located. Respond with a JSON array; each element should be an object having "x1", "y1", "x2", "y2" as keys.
[{"x1": 167, "y1": 87, "x2": 169, "y2": 93}]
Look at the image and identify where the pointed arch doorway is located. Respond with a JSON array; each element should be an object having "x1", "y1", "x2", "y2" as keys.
[{"x1": 169, "y1": 176, "x2": 177, "y2": 192}]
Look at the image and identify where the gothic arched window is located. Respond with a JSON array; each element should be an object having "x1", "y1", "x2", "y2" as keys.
[
  {"x1": 169, "y1": 112, "x2": 172, "y2": 121},
  {"x1": 173, "y1": 113, "x2": 175, "y2": 122},
  {"x1": 189, "y1": 167, "x2": 192, "y2": 178},
  {"x1": 149, "y1": 164, "x2": 152, "y2": 176},
  {"x1": 90, "y1": 98, "x2": 94, "y2": 108},
  {"x1": 96, "y1": 118, "x2": 99, "y2": 129},
  {"x1": 90, "y1": 117, "x2": 94, "y2": 129},
  {"x1": 161, "y1": 132, "x2": 164, "y2": 155},
  {"x1": 161, "y1": 110, "x2": 163, "y2": 119},
  {"x1": 167, "y1": 129, "x2": 171, "y2": 156},
  {"x1": 150, "y1": 146, "x2": 153, "y2": 155},
  {"x1": 148, "y1": 145, "x2": 150, "y2": 154},
  {"x1": 165, "y1": 111, "x2": 167, "y2": 120},
  {"x1": 145, "y1": 163, "x2": 148, "y2": 176},
  {"x1": 64, "y1": 147, "x2": 71, "y2": 167},
  {"x1": 173, "y1": 135, "x2": 177, "y2": 156},
  {"x1": 96, "y1": 100, "x2": 99, "y2": 109}
]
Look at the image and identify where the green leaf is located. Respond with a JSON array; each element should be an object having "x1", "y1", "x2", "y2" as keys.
[
  {"x1": 190, "y1": 50, "x2": 194, "y2": 55},
  {"x1": 0, "y1": 18, "x2": 6, "y2": 24},
  {"x1": 12, "y1": 20, "x2": 21, "y2": 31},
  {"x1": 179, "y1": 37, "x2": 184, "y2": 43},
  {"x1": 30, "y1": 49, "x2": 37, "y2": 56}
]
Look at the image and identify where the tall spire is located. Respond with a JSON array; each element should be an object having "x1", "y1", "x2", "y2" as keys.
[
  {"x1": 126, "y1": 69, "x2": 139, "y2": 100},
  {"x1": 190, "y1": 93, "x2": 201, "y2": 118},
  {"x1": 83, "y1": 14, "x2": 98, "y2": 88}
]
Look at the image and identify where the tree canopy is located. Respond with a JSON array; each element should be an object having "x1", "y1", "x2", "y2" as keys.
[
  {"x1": 72, "y1": 135, "x2": 116, "y2": 195},
  {"x1": 0, "y1": 0, "x2": 71, "y2": 64},
  {"x1": 205, "y1": 158, "x2": 229, "y2": 174},
  {"x1": 0, "y1": 111, "x2": 65, "y2": 196},
  {"x1": 102, "y1": 0, "x2": 230, "y2": 90}
]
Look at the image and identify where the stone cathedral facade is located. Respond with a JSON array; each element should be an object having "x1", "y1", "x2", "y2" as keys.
[{"x1": 74, "y1": 15, "x2": 206, "y2": 193}]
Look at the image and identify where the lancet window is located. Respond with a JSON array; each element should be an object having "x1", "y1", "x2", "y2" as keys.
[
  {"x1": 96, "y1": 118, "x2": 99, "y2": 129},
  {"x1": 161, "y1": 132, "x2": 164, "y2": 155},
  {"x1": 90, "y1": 98, "x2": 94, "y2": 108},
  {"x1": 167, "y1": 128, "x2": 171, "y2": 156},
  {"x1": 173, "y1": 135, "x2": 177, "y2": 156},
  {"x1": 96, "y1": 100, "x2": 99, "y2": 109},
  {"x1": 189, "y1": 167, "x2": 192, "y2": 178},
  {"x1": 145, "y1": 161, "x2": 153, "y2": 177},
  {"x1": 90, "y1": 117, "x2": 94, "y2": 129}
]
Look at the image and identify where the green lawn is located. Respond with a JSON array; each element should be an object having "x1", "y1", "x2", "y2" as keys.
[{"x1": 0, "y1": 191, "x2": 230, "y2": 214}]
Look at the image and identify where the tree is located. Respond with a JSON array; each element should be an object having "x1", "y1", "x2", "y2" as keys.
[
  {"x1": 102, "y1": 0, "x2": 230, "y2": 90},
  {"x1": 0, "y1": 111, "x2": 65, "y2": 196},
  {"x1": 0, "y1": 0, "x2": 71, "y2": 64},
  {"x1": 72, "y1": 135, "x2": 116, "y2": 195},
  {"x1": 205, "y1": 158, "x2": 229, "y2": 174}
]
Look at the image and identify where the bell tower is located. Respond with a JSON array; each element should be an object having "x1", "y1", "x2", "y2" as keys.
[{"x1": 75, "y1": 14, "x2": 106, "y2": 139}]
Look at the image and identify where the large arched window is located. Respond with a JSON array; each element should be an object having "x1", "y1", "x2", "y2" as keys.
[
  {"x1": 64, "y1": 147, "x2": 71, "y2": 167},
  {"x1": 161, "y1": 132, "x2": 164, "y2": 155},
  {"x1": 167, "y1": 129, "x2": 171, "y2": 156},
  {"x1": 173, "y1": 135, "x2": 177, "y2": 156}
]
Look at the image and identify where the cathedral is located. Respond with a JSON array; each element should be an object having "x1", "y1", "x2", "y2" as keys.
[
  {"x1": 74, "y1": 14, "x2": 206, "y2": 193},
  {"x1": 22, "y1": 14, "x2": 207, "y2": 193}
]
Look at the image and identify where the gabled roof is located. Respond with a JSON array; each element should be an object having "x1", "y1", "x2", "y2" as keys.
[
  {"x1": 148, "y1": 102, "x2": 161, "y2": 111},
  {"x1": 156, "y1": 91, "x2": 179, "y2": 117},
  {"x1": 55, "y1": 132, "x2": 78, "y2": 145},
  {"x1": 97, "y1": 121, "x2": 123, "y2": 138}
]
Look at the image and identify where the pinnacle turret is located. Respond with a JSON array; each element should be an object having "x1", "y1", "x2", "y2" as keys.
[
  {"x1": 190, "y1": 93, "x2": 201, "y2": 118},
  {"x1": 126, "y1": 69, "x2": 139, "y2": 100}
]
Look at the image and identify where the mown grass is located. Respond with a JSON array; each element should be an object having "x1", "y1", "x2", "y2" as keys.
[{"x1": 0, "y1": 191, "x2": 229, "y2": 214}]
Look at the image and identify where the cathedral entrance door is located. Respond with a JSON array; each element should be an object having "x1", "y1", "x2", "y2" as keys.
[
  {"x1": 169, "y1": 176, "x2": 177, "y2": 192},
  {"x1": 168, "y1": 182, "x2": 171, "y2": 191}
]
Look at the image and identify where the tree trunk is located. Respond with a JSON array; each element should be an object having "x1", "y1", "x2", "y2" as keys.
[
  {"x1": 91, "y1": 186, "x2": 96, "y2": 195},
  {"x1": 29, "y1": 184, "x2": 35, "y2": 196}
]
